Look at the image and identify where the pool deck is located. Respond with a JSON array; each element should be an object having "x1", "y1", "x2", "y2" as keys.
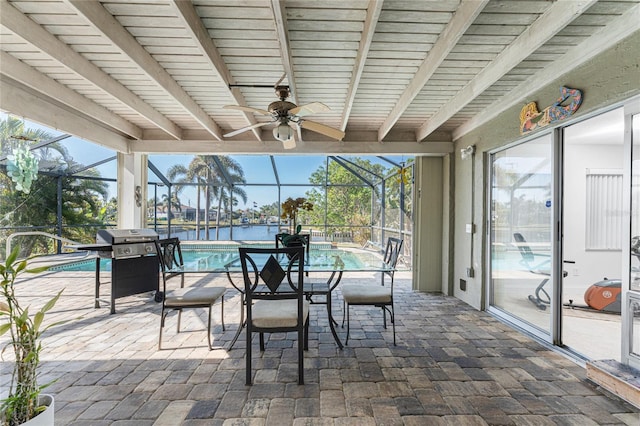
[{"x1": 0, "y1": 270, "x2": 638, "y2": 425}]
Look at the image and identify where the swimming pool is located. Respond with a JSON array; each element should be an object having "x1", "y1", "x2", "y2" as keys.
[{"x1": 50, "y1": 242, "x2": 390, "y2": 272}]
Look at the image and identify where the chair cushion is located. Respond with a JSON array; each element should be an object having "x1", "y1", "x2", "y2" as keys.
[
  {"x1": 164, "y1": 286, "x2": 225, "y2": 307},
  {"x1": 251, "y1": 299, "x2": 310, "y2": 328},
  {"x1": 342, "y1": 284, "x2": 391, "y2": 304}
]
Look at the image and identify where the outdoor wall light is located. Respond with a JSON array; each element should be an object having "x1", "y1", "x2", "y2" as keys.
[{"x1": 460, "y1": 145, "x2": 475, "y2": 160}]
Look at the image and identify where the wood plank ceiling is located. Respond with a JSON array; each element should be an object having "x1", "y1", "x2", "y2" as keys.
[{"x1": 1, "y1": 0, "x2": 639, "y2": 155}]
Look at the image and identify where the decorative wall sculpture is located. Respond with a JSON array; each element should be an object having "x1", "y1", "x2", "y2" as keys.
[
  {"x1": 6, "y1": 145, "x2": 39, "y2": 193},
  {"x1": 519, "y1": 86, "x2": 583, "y2": 134}
]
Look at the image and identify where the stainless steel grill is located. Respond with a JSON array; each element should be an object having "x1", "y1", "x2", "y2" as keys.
[
  {"x1": 97, "y1": 228, "x2": 158, "y2": 259},
  {"x1": 94, "y1": 229, "x2": 160, "y2": 313}
]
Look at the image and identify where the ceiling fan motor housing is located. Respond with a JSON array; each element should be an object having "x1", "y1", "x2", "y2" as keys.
[
  {"x1": 268, "y1": 100, "x2": 297, "y2": 117},
  {"x1": 275, "y1": 85, "x2": 290, "y2": 100}
]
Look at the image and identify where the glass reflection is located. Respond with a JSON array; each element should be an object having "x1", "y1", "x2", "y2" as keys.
[
  {"x1": 631, "y1": 115, "x2": 640, "y2": 292},
  {"x1": 490, "y1": 133, "x2": 553, "y2": 333}
]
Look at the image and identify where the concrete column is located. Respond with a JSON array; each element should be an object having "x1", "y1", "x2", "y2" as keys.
[{"x1": 117, "y1": 152, "x2": 148, "y2": 229}]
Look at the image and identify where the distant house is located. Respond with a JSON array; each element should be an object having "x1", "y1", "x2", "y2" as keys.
[
  {"x1": 183, "y1": 206, "x2": 225, "y2": 222},
  {"x1": 150, "y1": 204, "x2": 187, "y2": 220}
]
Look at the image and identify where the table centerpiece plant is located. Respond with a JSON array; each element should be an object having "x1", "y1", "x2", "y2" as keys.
[
  {"x1": 280, "y1": 197, "x2": 313, "y2": 245},
  {"x1": 0, "y1": 247, "x2": 62, "y2": 425}
]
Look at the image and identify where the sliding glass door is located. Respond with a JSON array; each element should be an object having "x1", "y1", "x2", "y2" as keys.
[
  {"x1": 627, "y1": 108, "x2": 640, "y2": 369},
  {"x1": 488, "y1": 98, "x2": 640, "y2": 365},
  {"x1": 561, "y1": 108, "x2": 624, "y2": 361},
  {"x1": 488, "y1": 133, "x2": 554, "y2": 336}
]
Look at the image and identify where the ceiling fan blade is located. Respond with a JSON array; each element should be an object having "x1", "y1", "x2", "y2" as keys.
[
  {"x1": 223, "y1": 121, "x2": 271, "y2": 138},
  {"x1": 223, "y1": 105, "x2": 271, "y2": 116},
  {"x1": 299, "y1": 120, "x2": 345, "y2": 141},
  {"x1": 289, "y1": 102, "x2": 330, "y2": 117}
]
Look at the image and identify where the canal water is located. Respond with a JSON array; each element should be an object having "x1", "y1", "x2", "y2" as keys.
[{"x1": 162, "y1": 224, "x2": 292, "y2": 241}]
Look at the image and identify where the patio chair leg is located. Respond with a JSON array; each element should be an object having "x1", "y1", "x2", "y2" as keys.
[
  {"x1": 298, "y1": 327, "x2": 304, "y2": 385},
  {"x1": 246, "y1": 322, "x2": 252, "y2": 385},
  {"x1": 177, "y1": 309, "x2": 182, "y2": 333},
  {"x1": 341, "y1": 300, "x2": 346, "y2": 327},
  {"x1": 207, "y1": 305, "x2": 213, "y2": 350},
  {"x1": 382, "y1": 305, "x2": 387, "y2": 329},
  {"x1": 304, "y1": 318, "x2": 309, "y2": 350},
  {"x1": 159, "y1": 308, "x2": 166, "y2": 350},
  {"x1": 391, "y1": 303, "x2": 396, "y2": 346},
  {"x1": 220, "y1": 296, "x2": 225, "y2": 331},
  {"x1": 345, "y1": 303, "x2": 350, "y2": 345},
  {"x1": 259, "y1": 333, "x2": 265, "y2": 351}
]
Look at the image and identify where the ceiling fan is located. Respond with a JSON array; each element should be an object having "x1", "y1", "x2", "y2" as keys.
[{"x1": 223, "y1": 85, "x2": 345, "y2": 149}]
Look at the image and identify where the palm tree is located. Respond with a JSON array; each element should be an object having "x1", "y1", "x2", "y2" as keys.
[
  {"x1": 161, "y1": 192, "x2": 181, "y2": 219},
  {"x1": 166, "y1": 155, "x2": 246, "y2": 240},
  {"x1": 166, "y1": 164, "x2": 200, "y2": 235},
  {"x1": 0, "y1": 116, "x2": 109, "y2": 256},
  {"x1": 187, "y1": 156, "x2": 219, "y2": 240},
  {"x1": 0, "y1": 116, "x2": 52, "y2": 157},
  {"x1": 210, "y1": 156, "x2": 247, "y2": 239}
]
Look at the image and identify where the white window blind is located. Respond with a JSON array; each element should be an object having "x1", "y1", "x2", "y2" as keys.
[{"x1": 585, "y1": 169, "x2": 622, "y2": 250}]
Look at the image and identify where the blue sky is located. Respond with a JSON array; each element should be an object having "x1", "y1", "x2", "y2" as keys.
[{"x1": 1, "y1": 112, "x2": 408, "y2": 210}]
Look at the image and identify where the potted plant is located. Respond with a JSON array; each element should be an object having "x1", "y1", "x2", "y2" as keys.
[
  {"x1": 1, "y1": 247, "x2": 61, "y2": 425},
  {"x1": 280, "y1": 197, "x2": 313, "y2": 246}
]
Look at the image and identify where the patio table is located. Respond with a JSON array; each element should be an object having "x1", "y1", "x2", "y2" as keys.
[{"x1": 172, "y1": 247, "x2": 396, "y2": 349}]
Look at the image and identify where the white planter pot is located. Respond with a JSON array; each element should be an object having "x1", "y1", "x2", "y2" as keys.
[{"x1": 21, "y1": 394, "x2": 54, "y2": 426}]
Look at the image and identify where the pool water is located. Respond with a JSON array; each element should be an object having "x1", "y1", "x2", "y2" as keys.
[{"x1": 52, "y1": 245, "x2": 384, "y2": 272}]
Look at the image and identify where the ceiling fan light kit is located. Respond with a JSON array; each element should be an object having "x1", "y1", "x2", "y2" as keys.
[
  {"x1": 282, "y1": 138, "x2": 296, "y2": 150},
  {"x1": 223, "y1": 84, "x2": 345, "y2": 148},
  {"x1": 273, "y1": 122, "x2": 294, "y2": 143}
]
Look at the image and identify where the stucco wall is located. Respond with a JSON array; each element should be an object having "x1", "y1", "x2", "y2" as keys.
[
  {"x1": 412, "y1": 156, "x2": 444, "y2": 293},
  {"x1": 452, "y1": 31, "x2": 640, "y2": 310}
]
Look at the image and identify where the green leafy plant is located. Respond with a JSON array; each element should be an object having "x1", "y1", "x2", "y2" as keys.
[{"x1": 0, "y1": 247, "x2": 61, "y2": 425}]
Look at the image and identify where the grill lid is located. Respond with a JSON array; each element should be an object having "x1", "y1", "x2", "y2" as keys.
[{"x1": 97, "y1": 228, "x2": 158, "y2": 245}]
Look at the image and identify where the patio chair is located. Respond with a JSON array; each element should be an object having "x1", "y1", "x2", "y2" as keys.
[
  {"x1": 276, "y1": 232, "x2": 310, "y2": 276},
  {"x1": 239, "y1": 246, "x2": 309, "y2": 385},
  {"x1": 155, "y1": 238, "x2": 225, "y2": 350},
  {"x1": 275, "y1": 232, "x2": 310, "y2": 252},
  {"x1": 341, "y1": 237, "x2": 403, "y2": 346}
]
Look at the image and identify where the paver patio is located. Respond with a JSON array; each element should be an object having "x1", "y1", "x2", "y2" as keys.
[{"x1": 1, "y1": 269, "x2": 638, "y2": 425}]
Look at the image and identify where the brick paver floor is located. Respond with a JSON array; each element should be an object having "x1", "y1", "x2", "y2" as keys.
[{"x1": 1, "y1": 269, "x2": 638, "y2": 425}]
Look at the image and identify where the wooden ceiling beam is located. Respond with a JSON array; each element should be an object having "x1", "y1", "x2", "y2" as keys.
[
  {"x1": 1, "y1": 77, "x2": 130, "y2": 152},
  {"x1": 340, "y1": 0, "x2": 383, "y2": 133},
  {"x1": 416, "y1": 0, "x2": 598, "y2": 142},
  {"x1": 0, "y1": 51, "x2": 143, "y2": 140},
  {"x1": 130, "y1": 137, "x2": 453, "y2": 156},
  {"x1": 452, "y1": 3, "x2": 640, "y2": 141},
  {"x1": 378, "y1": 0, "x2": 488, "y2": 142},
  {"x1": 66, "y1": 0, "x2": 224, "y2": 141},
  {"x1": 0, "y1": 0, "x2": 182, "y2": 139},
  {"x1": 170, "y1": 0, "x2": 262, "y2": 141},
  {"x1": 270, "y1": 0, "x2": 297, "y2": 104}
]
